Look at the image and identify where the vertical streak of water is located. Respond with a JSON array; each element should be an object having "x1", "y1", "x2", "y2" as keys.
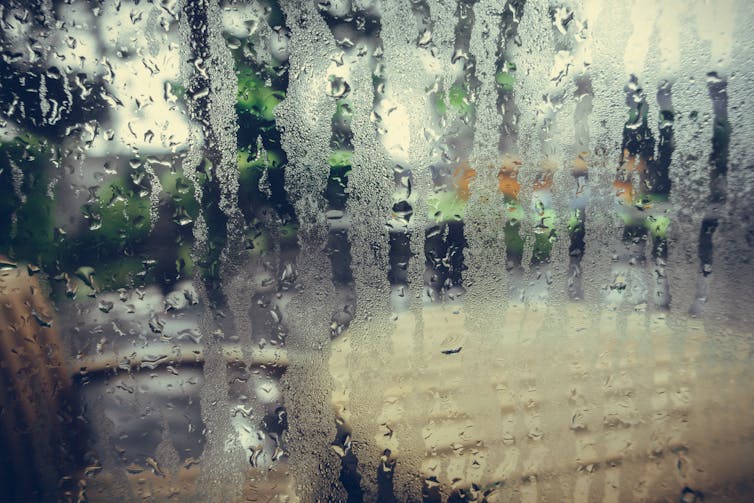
[
  {"x1": 178, "y1": 1, "x2": 208, "y2": 257},
  {"x1": 275, "y1": 2, "x2": 345, "y2": 501},
  {"x1": 514, "y1": 0, "x2": 550, "y2": 277},
  {"x1": 664, "y1": 14, "x2": 713, "y2": 318},
  {"x1": 378, "y1": 2, "x2": 433, "y2": 498},
  {"x1": 710, "y1": 1, "x2": 754, "y2": 325},
  {"x1": 460, "y1": 1, "x2": 523, "y2": 498},
  {"x1": 426, "y1": 0, "x2": 459, "y2": 93},
  {"x1": 278, "y1": 11, "x2": 336, "y2": 245},
  {"x1": 704, "y1": 5, "x2": 754, "y2": 466},
  {"x1": 204, "y1": 1, "x2": 243, "y2": 255},
  {"x1": 180, "y1": 0, "x2": 245, "y2": 499},
  {"x1": 421, "y1": 0, "x2": 472, "y2": 305},
  {"x1": 464, "y1": 0, "x2": 506, "y2": 303},
  {"x1": 378, "y1": 2, "x2": 425, "y2": 305},
  {"x1": 580, "y1": 0, "x2": 631, "y2": 307},
  {"x1": 514, "y1": 0, "x2": 578, "y2": 297},
  {"x1": 341, "y1": 25, "x2": 397, "y2": 503}
]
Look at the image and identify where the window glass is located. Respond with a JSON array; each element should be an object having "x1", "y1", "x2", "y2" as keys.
[{"x1": 0, "y1": 1, "x2": 752, "y2": 501}]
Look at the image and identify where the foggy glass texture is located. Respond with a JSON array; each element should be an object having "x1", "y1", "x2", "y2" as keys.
[{"x1": 1, "y1": 0, "x2": 753, "y2": 501}]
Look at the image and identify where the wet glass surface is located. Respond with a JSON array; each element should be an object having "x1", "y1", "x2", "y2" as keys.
[{"x1": 1, "y1": 0, "x2": 753, "y2": 501}]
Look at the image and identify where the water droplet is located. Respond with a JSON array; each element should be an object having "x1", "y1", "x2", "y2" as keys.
[
  {"x1": 0, "y1": 260, "x2": 18, "y2": 270},
  {"x1": 327, "y1": 76, "x2": 350, "y2": 98},
  {"x1": 149, "y1": 315, "x2": 165, "y2": 334},
  {"x1": 98, "y1": 300, "x2": 114, "y2": 313},
  {"x1": 31, "y1": 309, "x2": 53, "y2": 327}
]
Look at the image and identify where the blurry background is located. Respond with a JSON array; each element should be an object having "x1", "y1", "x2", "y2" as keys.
[{"x1": 0, "y1": 0, "x2": 753, "y2": 501}]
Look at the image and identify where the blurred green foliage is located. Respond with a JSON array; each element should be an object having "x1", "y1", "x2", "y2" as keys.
[
  {"x1": 0, "y1": 134, "x2": 55, "y2": 265},
  {"x1": 236, "y1": 68, "x2": 285, "y2": 122},
  {"x1": 495, "y1": 62, "x2": 517, "y2": 93}
]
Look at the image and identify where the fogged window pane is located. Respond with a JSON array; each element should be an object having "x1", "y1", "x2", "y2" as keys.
[{"x1": 1, "y1": 0, "x2": 753, "y2": 501}]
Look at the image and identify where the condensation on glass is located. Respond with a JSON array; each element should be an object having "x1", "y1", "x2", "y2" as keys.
[{"x1": 0, "y1": 0, "x2": 752, "y2": 501}]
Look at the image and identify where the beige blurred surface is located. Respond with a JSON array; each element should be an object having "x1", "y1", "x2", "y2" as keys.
[
  {"x1": 65, "y1": 303, "x2": 754, "y2": 502},
  {"x1": 329, "y1": 303, "x2": 754, "y2": 502}
]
